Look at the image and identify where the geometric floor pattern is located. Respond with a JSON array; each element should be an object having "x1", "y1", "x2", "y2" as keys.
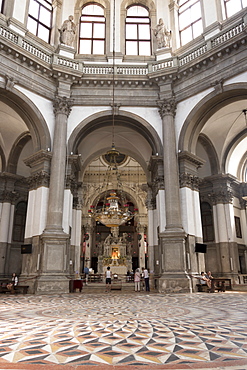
[{"x1": 0, "y1": 290, "x2": 247, "y2": 369}]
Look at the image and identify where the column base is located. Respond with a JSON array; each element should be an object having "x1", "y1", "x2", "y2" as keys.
[
  {"x1": 35, "y1": 274, "x2": 70, "y2": 294},
  {"x1": 158, "y1": 272, "x2": 192, "y2": 294}
]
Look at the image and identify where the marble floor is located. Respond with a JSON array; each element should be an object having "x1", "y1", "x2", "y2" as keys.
[{"x1": 0, "y1": 289, "x2": 247, "y2": 370}]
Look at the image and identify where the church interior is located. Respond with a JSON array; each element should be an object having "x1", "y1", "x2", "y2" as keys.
[{"x1": 0, "y1": 0, "x2": 247, "y2": 295}]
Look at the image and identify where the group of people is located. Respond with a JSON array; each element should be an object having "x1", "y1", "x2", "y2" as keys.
[
  {"x1": 192, "y1": 271, "x2": 214, "y2": 290},
  {"x1": 105, "y1": 267, "x2": 150, "y2": 292},
  {"x1": 134, "y1": 267, "x2": 150, "y2": 292}
]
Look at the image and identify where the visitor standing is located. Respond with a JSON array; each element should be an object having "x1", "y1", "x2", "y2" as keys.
[
  {"x1": 105, "y1": 266, "x2": 112, "y2": 292},
  {"x1": 134, "y1": 268, "x2": 141, "y2": 292},
  {"x1": 143, "y1": 268, "x2": 150, "y2": 291}
]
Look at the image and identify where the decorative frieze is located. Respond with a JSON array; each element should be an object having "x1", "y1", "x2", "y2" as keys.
[
  {"x1": 157, "y1": 97, "x2": 177, "y2": 118},
  {"x1": 53, "y1": 96, "x2": 73, "y2": 117},
  {"x1": 27, "y1": 171, "x2": 50, "y2": 190},
  {"x1": 179, "y1": 172, "x2": 200, "y2": 190}
]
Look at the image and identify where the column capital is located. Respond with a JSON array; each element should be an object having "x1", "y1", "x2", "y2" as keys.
[
  {"x1": 157, "y1": 97, "x2": 177, "y2": 119},
  {"x1": 179, "y1": 172, "x2": 200, "y2": 191},
  {"x1": 53, "y1": 96, "x2": 73, "y2": 117}
]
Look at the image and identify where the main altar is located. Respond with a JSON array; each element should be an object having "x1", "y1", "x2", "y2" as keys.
[{"x1": 97, "y1": 232, "x2": 132, "y2": 275}]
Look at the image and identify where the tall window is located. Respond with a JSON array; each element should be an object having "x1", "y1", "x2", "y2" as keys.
[
  {"x1": 0, "y1": 0, "x2": 5, "y2": 14},
  {"x1": 79, "y1": 4, "x2": 106, "y2": 55},
  {"x1": 222, "y1": 0, "x2": 247, "y2": 18},
  {"x1": 27, "y1": 0, "x2": 53, "y2": 43},
  {"x1": 125, "y1": 5, "x2": 151, "y2": 56},
  {"x1": 178, "y1": 0, "x2": 203, "y2": 46},
  {"x1": 201, "y1": 202, "x2": 215, "y2": 242},
  {"x1": 12, "y1": 202, "x2": 27, "y2": 242}
]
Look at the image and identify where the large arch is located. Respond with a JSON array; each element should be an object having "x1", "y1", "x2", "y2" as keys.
[
  {"x1": 178, "y1": 85, "x2": 247, "y2": 160},
  {"x1": 0, "y1": 87, "x2": 51, "y2": 153},
  {"x1": 68, "y1": 109, "x2": 163, "y2": 174}
]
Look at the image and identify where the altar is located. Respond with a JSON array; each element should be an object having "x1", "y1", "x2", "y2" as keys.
[{"x1": 98, "y1": 233, "x2": 132, "y2": 275}]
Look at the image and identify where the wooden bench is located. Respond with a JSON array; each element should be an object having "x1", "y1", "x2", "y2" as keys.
[
  {"x1": 196, "y1": 283, "x2": 209, "y2": 292},
  {"x1": 15, "y1": 286, "x2": 29, "y2": 294}
]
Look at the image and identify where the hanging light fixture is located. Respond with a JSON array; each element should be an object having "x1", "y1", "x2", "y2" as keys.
[{"x1": 88, "y1": 0, "x2": 138, "y2": 231}]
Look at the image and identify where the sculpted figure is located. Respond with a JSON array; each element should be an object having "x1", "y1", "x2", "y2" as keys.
[
  {"x1": 60, "y1": 15, "x2": 76, "y2": 47},
  {"x1": 153, "y1": 18, "x2": 171, "y2": 49}
]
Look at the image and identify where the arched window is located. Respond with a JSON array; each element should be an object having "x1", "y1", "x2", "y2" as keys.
[
  {"x1": 222, "y1": 0, "x2": 247, "y2": 19},
  {"x1": 178, "y1": 0, "x2": 203, "y2": 46},
  {"x1": 200, "y1": 202, "x2": 215, "y2": 242},
  {"x1": 79, "y1": 4, "x2": 106, "y2": 55},
  {"x1": 0, "y1": 0, "x2": 5, "y2": 14},
  {"x1": 27, "y1": 0, "x2": 53, "y2": 43},
  {"x1": 12, "y1": 201, "x2": 27, "y2": 242},
  {"x1": 125, "y1": 5, "x2": 151, "y2": 56}
]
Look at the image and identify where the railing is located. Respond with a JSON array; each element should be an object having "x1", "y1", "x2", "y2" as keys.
[
  {"x1": 179, "y1": 44, "x2": 207, "y2": 66},
  {"x1": 0, "y1": 25, "x2": 18, "y2": 43},
  {"x1": 151, "y1": 59, "x2": 174, "y2": 72},
  {"x1": 0, "y1": 19, "x2": 245, "y2": 76},
  {"x1": 57, "y1": 56, "x2": 79, "y2": 70},
  {"x1": 238, "y1": 274, "x2": 247, "y2": 284},
  {"x1": 211, "y1": 22, "x2": 244, "y2": 48},
  {"x1": 22, "y1": 40, "x2": 51, "y2": 63}
]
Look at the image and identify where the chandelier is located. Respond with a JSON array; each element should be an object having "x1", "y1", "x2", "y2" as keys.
[{"x1": 88, "y1": 146, "x2": 138, "y2": 228}]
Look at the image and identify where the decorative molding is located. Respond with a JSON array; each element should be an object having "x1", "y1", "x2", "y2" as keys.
[
  {"x1": 53, "y1": 96, "x2": 73, "y2": 117},
  {"x1": 157, "y1": 97, "x2": 177, "y2": 118}
]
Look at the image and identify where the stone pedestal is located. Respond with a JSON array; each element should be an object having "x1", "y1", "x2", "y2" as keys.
[
  {"x1": 158, "y1": 230, "x2": 191, "y2": 293},
  {"x1": 35, "y1": 231, "x2": 70, "y2": 294}
]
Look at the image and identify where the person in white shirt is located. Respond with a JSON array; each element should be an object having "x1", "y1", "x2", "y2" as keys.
[
  {"x1": 105, "y1": 266, "x2": 112, "y2": 292},
  {"x1": 143, "y1": 268, "x2": 150, "y2": 291}
]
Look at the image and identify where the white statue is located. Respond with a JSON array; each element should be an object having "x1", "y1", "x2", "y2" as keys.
[
  {"x1": 153, "y1": 18, "x2": 171, "y2": 49},
  {"x1": 60, "y1": 15, "x2": 76, "y2": 47}
]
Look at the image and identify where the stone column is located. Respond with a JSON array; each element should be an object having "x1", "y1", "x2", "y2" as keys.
[
  {"x1": 178, "y1": 151, "x2": 205, "y2": 279},
  {"x1": 45, "y1": 97, "x2": 72, "y2": 233},
  {"x1": 157, "y1": 98, "x2": 189, "y2": 293},
  {"x1": 38, "y1": 97, "x2": 73, "y2": 294},
  {"x1": 0, "y1": 186, "x2": 18, "y2": 276},
  {"x1": 211, "y1": 178, "x2": 239, "y2": 283}
]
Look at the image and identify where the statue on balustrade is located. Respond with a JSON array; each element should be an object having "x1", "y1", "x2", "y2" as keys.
[
  {"x1": 153, "y1": 18, "x2": 171, "y2": 49},
  {"x1": 59, "y1": 15, "x2": 76, "y2": 47}
]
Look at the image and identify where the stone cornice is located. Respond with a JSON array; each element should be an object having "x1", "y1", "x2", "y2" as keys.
[
  {"x1": 178, "y1": 151, "x2": 205, "y2": 169},
  {"x1": 24, "y1": 150, "x2": 52, "y2": 168}
]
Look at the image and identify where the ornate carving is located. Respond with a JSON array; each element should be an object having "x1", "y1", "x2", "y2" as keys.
[
  {"x1": 27, "y1": 171, "x2": 50, "y2": 190},
  {"x1": 0, "y1": 190, "x2": 19, "y2": 203},
  {"x1": 5, "y1": 75, "x2": 17, "y2": 91},
  {"x1": 53, "y1": 96, "x2": 73, "y2": 117},
  {"x1": 157, "y1": 97, "x2": 177, "y2": 119},
  {"x1": 211, "y1": 190, "x2": 234, "y2": 205},
  {"x1": 179, "y1": 173, "x2": 200, "y2": 190}
]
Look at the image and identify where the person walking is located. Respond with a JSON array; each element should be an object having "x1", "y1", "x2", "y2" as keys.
[{"x1": 134, "y1": 268, "x2": 141, "y2": 292}]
